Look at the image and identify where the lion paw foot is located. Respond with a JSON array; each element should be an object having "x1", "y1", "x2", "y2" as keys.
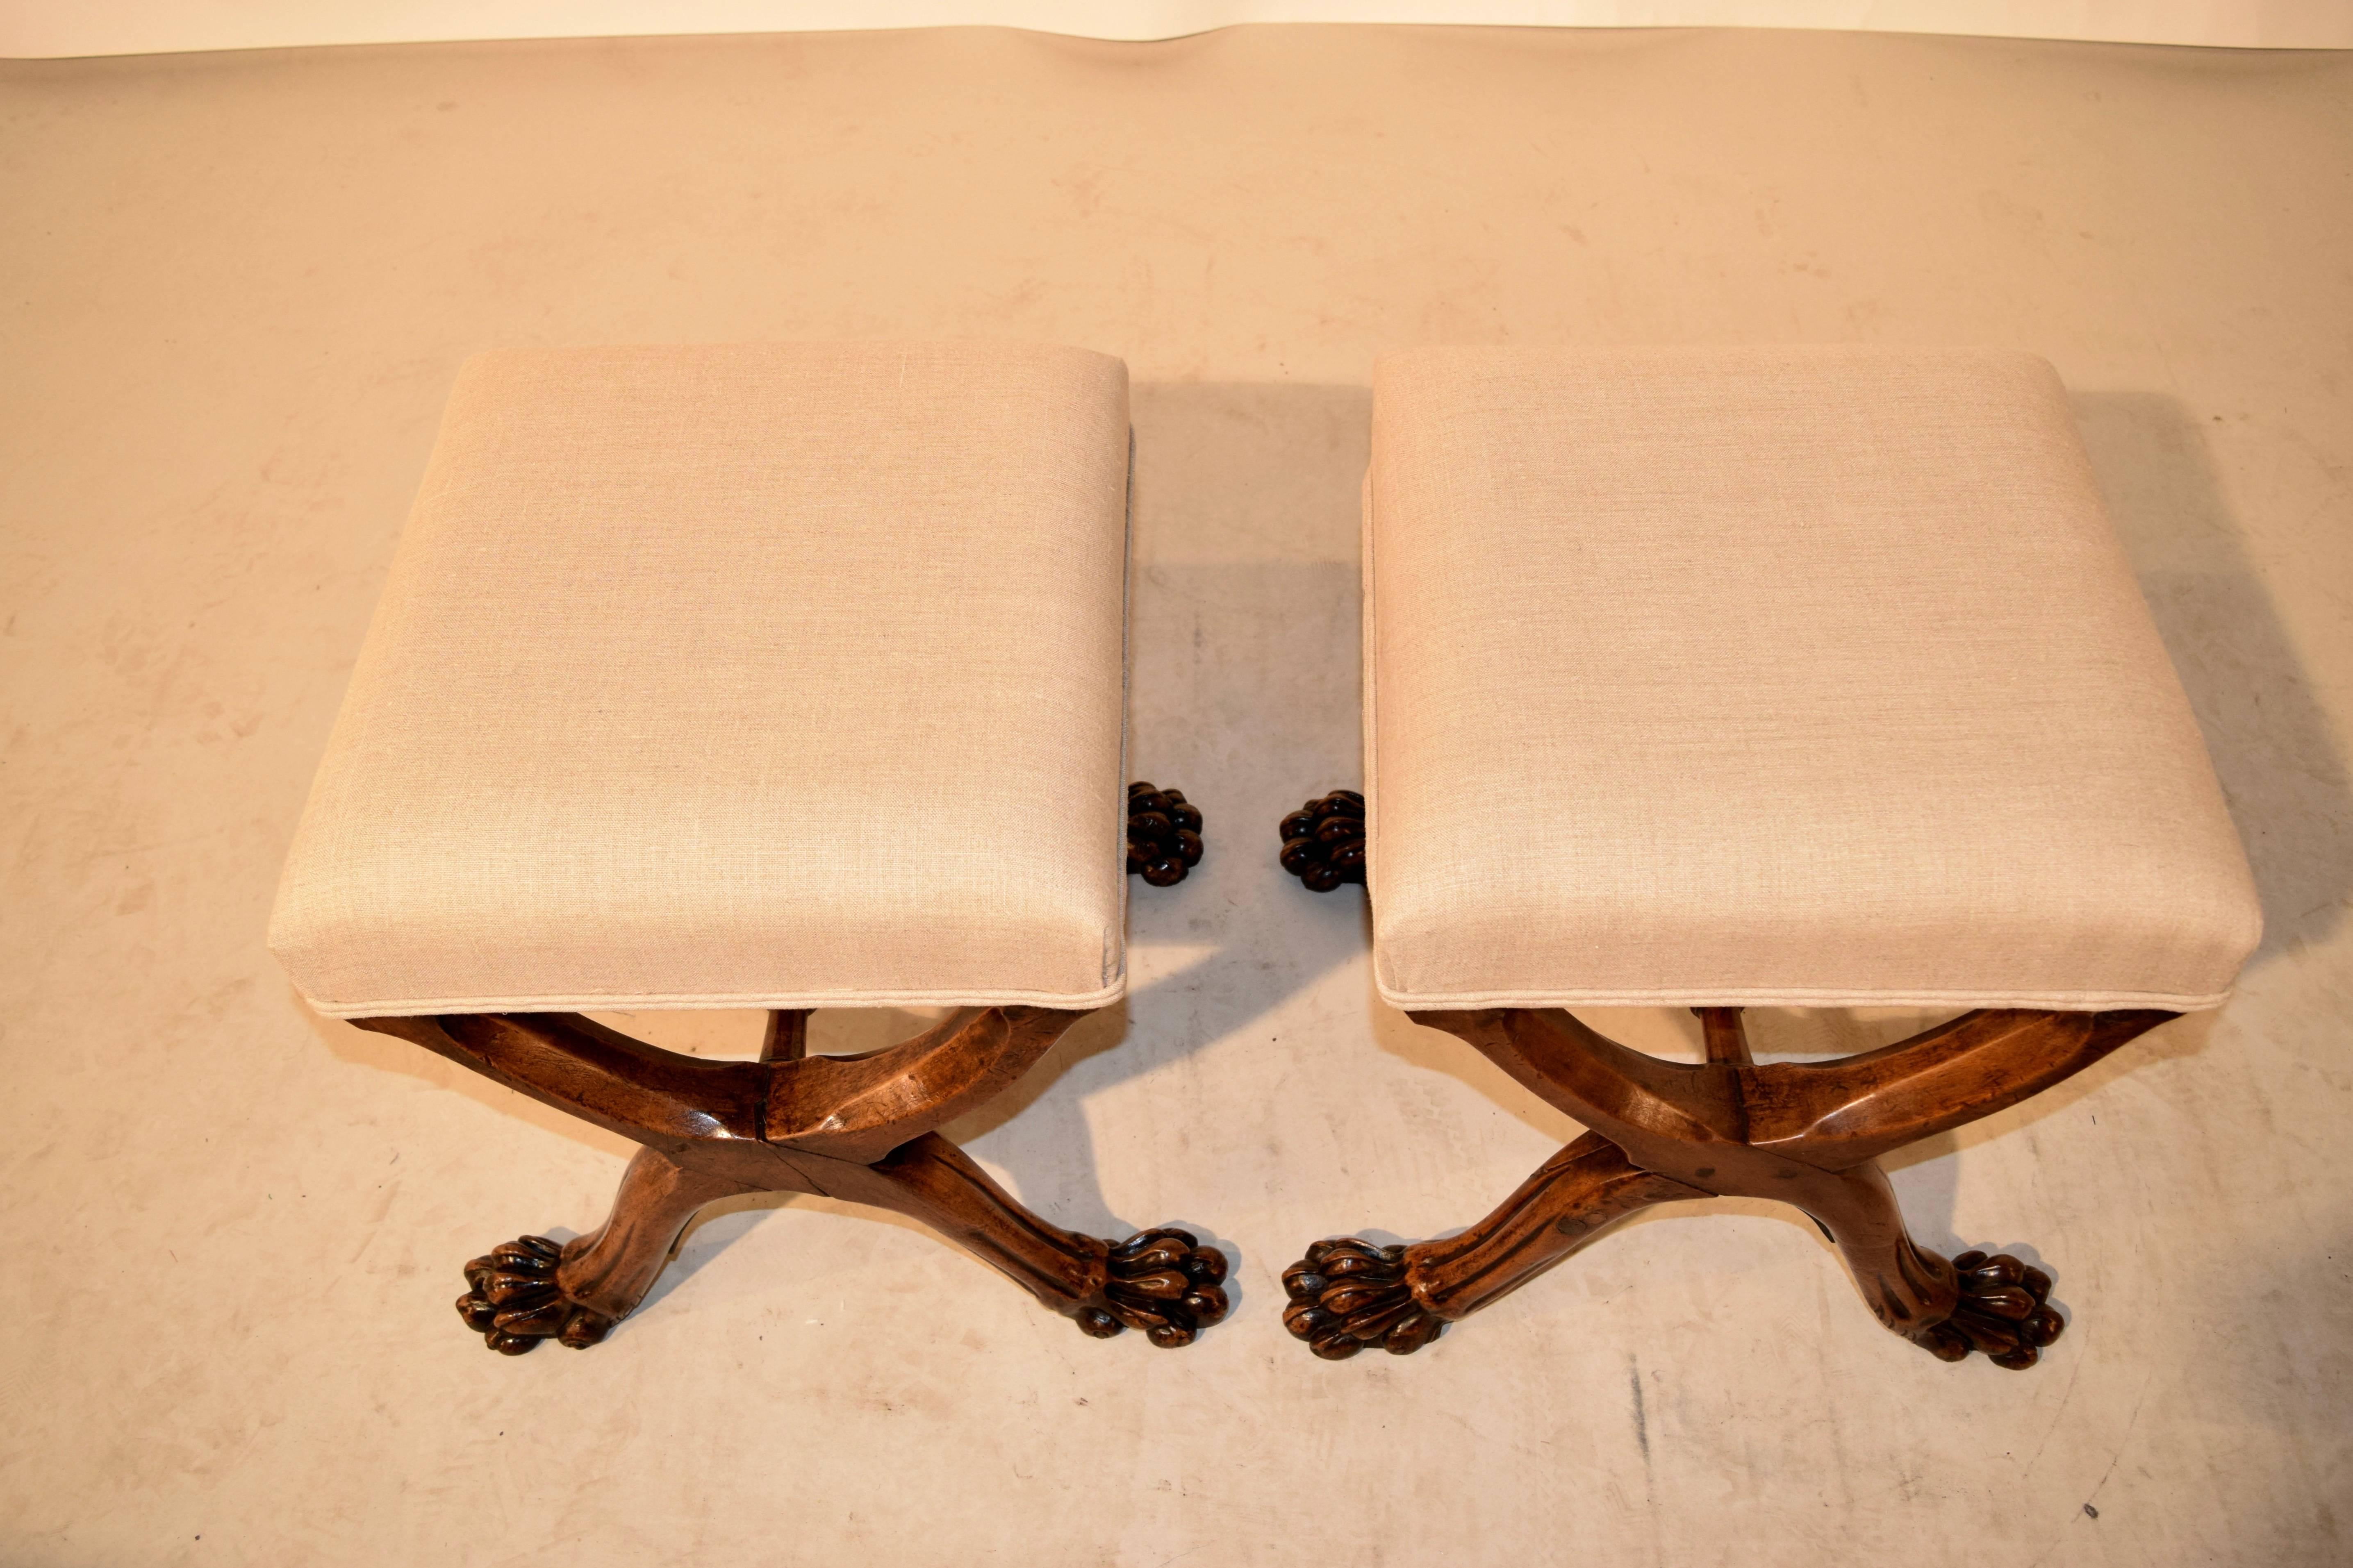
[
  {"x1": 1915, "y1": 1250, "x2": 2064, "y2": 1370},
  {"x1": 1128, "y1": 784, "x2": 1205, "y2": 888},
  {"x1": 456, "y1": 1236, "x2": 616, "y2": 1355},
  {"x1": 1072, "y1": 1229, "x2": 1230, "y2": 1348},
  {"x1": 1281, "y1": 1237, "x2": 1445, "y2": 1360},
  {"x1": 1277, "y1": 792, "x2": 1365, "y2": 893}
]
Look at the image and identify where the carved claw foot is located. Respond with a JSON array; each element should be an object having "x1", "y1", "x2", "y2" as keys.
[
  {"x1": 1277, "y1": 791, "x2": 1365, "y2": 892},
  {"x1": 1914, "y1": 1250, "x2": 2065, "y2": 1370},
  {"x1": 1281, "y1": 1237, "x2": 1446, "y2": 1360},
  {"x1": 1128, "y1": 783, "x2": 1205, "y2": 888},
  {"x1": 456, "y1": 1236, "x2": 617, "y2": 1355},
  {"x1": 1072, "y1": 1228, "x2": 1231, "y2": 1347}
]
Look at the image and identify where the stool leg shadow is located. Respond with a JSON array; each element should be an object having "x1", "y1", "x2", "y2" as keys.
[
  {"x1": 1283, "y1": 1005, "x2": 2169, "y2": 1370},
  {"x1": 360, "y1": 1007, "x2": 1229, "y2": 1357}
]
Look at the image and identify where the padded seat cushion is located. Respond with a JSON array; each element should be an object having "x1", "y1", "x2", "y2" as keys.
[
  {"x1": 1365, "y1": 345, "x2": 2261, "y2": 1011},
  {"x1": 271, "y1": 341, "x2": 1132, "y2": 1017}
]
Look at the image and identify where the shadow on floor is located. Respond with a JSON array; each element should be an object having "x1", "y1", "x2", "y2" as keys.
[{"x1": 2075, "y1": 389, "x2": 2351, "y2": 969}]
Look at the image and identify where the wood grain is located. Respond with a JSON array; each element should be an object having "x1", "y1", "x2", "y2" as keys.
[
  {"x1": 356, "y1": 1006, "x2": 1230, "y2": 1355},
  {"x1": 1285, "y1": 1004, "x2": 2174, "y2": 1368}
]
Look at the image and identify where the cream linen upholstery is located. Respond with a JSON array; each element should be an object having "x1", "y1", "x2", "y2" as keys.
[
  {"x1": 270, "y1": 342, "x2": 1131, "y2": 1017},
  {"x1": 1366, "y1": 346, "x2": 2261, "y2": 1012}
]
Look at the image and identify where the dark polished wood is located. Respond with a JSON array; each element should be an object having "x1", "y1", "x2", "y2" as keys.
[
  {"x1": 360, "y1": 1006, "x2": 1229, "y2": 1356},
  {"x1": 1283, "y1": 1004, "x2": 2171, "y2": 1368},
  {"x1": 1277, "y1": 791, "x2": 1365, "y2": 892},
  {"x1": 1128, "y1": 781, "x2": 1205, "y2": 886},
  {"x1": 760, "y1": 1008, "x2": 809, "y2": 1062}
]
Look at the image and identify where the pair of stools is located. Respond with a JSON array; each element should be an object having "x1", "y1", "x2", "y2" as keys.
[{"x1": 270, "y1": 342, "x2": 2260, "y2": 1369}]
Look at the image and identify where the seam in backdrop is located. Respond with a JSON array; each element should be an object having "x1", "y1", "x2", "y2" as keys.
[{"x1": 3, "y1": 2, "x2": 2349, "y2": 59}]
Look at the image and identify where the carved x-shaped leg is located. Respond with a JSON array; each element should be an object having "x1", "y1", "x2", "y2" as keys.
[
  {"x1": 1282, "y1": 1006, "x2": 2172, "y2": 1369},
  {"x1": 356, "y1": 1008, "x2": 1229, "y2": 1355}
]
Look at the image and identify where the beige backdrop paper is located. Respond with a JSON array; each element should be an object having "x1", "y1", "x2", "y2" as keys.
[{"x1": 1, "y1": 23, "x2": 2348, "y2": 1568}]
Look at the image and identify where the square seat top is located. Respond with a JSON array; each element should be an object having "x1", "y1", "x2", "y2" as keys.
[
  {"x1": 1365, "y1": 346, "x2": 2260, "y2": 1012},
  {"x1": 271, "y1": 342, "x2": 1132, "y2": 1017}
]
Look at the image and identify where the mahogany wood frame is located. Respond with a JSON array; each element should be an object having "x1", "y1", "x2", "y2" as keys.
[
  {"x1": 1282, "y1": 1005, "x2": 2173, "y2": 1369},
  {"x1": 357, "y1": 1007, "x2": 1229, "y2": 1354}
]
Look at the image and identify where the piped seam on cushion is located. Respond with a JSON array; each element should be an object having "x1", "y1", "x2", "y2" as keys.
[
  {"x1": 305, "y1": 975, "x2": 1129, "y2": 1020},
  {"x1": 1360, "y1": 466, "x2": 1382, "y2": 931},
  {"x1": 1373, "y1": 983, "x2": 2232, "y2": 1013}
]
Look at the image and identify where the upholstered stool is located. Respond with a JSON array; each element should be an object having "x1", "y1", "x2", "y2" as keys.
[
  {"x1": 1280, "y1": 346, "x2": 2260, "y2": 1367},
  {"x1": 272, "y1": 342, "x2": 1226, "y2": 1354}
]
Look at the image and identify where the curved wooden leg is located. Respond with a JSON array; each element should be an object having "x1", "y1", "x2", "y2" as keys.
[
  {"x1": 558, "y1": 1149, "x2": 774, "y2": 1323},
  {"x1": 1281, "y1": 1132, "x2": 1701, "y2": 1359},
  {"x1": 1288, "y1": 1005, "x2": 2162, "y2": 1368},
  {"x1": 453, "y1": 1146, "x2": 772, "y2": 1355},
  {"x1": 1791, "y1": 1159, "x2": 2064, "y2": 1368},
  {"x1": 363, "y1": 1005, "x2": 1231, "y2": 1356},
  {"x1": 798, "y1": 1134, "x2": 1231, "y2": 1348}
]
